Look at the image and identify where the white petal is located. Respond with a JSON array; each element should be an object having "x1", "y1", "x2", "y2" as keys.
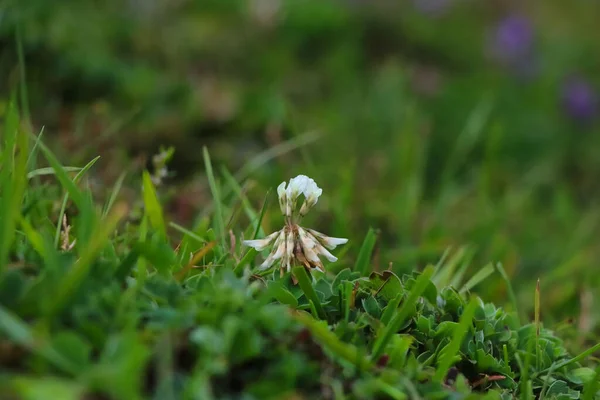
[
  {"x1": 271, "y1": 231, "x2": 287, "y2": 261},
  {"x1": 257, "y1": 231, "x2": 286, "y2": 270},
  {"x1": 258, "y1": 256, "x2": 276, "y2": 271},
  {"x1": 306, "y1": 228, "x2": 348, "y2": 250},
  {"x1": 298, "y1": 179, "x2": 322, "y2": 216},
  {"x1": 277, "y1": 182, "x2": 287, "y2": 215},
  {"x1": 301, "y1": 229, "x2": 337, "y2": 262},
  {"x1": 303, "y1": 179, "x2": 322, "y2": 205},
  {"x1": 303, "y1": 244, "x2": 321, "y2": 264},
  {"x1": 297, "y1": 227, "x2": 316, "y2": 250},
  {"x1": 277, "y1": 181, "x2": 287, "y2": 199},
  {"x1": 316, "y1": 244, "x2": 338, "y2": 262},
  {"x1": 242, "y1": 231, "x2": 280, "y2": 251},
  {"x1": 299, "y1": 228, "x2": 337, "y2": 263},
  {"x1": 286, "y1": 175, "x2": 310, "y2": 201}
]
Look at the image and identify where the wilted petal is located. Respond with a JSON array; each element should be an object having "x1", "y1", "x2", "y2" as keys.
[
  {"x1": 273, "y1": 233, "x2": 286, "y2": 260},
  {"x1": 284, "y1": 229, "x2": 295, "y2": 271},
  {"x1": 300, "y1": 240, "x2": 320, "y2": 264},
  {"x1": 243, "y1": 231, "x2": 280, "y2": 251},
  {"x1": 297, "y1": 227, "x2": 317, "y2": 250},
  {"x1": 313, "y1": 264, "x2": 325, "y2": 273},
  {"x1": 315, "y1": 243, "x2": 338, "y2": 262},
  {"x1": 299, "y1": 227, "x2": 336, "y2": 263},
  {"x1": 306, "y1": 228, "x2": 348, "y2": 250},
  {"x1": 302, "y1": 229, "x2": 338, "y2": 262},
  {"x1": 258, "y1": 257, "x2": 275, "y2": 271},
  {"x1": 257, "y1": 231, "x2": 286, "y2": 270}
]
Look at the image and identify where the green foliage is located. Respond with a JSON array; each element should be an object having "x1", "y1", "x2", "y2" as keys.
[
  {"x1": 3, "y1": 0, "x2": 600, "y2": 327},
  {"x1": 3, "y1": 2, "x2": 600, "y2": 391},
  {"x1": 0, "y1": 103, "x2": 598, "y2": 398}
]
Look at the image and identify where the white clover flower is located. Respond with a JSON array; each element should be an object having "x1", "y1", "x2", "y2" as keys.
[
  {"x1": 285, "y1": 175, "x2": 310, "y2": 217},
  {"x1": 243, "y1": 174, "x2": 348, "y2": 277}
]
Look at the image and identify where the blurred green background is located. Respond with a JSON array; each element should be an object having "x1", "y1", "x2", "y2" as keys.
[{"x1": 2, "y1": 0, "x2": 599, "y2": 331}]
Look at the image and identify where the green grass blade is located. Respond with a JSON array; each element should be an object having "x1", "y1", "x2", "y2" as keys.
[
  {"x1": 434, "y1": 298, "x2": 478, "y2": 382},
  {"x1": 371, "y1": 266, "x2": 434, "y2": 360},
  {"x1": 380, "y1": 294, "x2": 402, "y2": 326},
  {"x1": 234, "y1": 193, "x2": 270, "y2": 273},
  {"x1": 18, "y1": 215, "x2": 60, "y2": 269},
  {"x1": 355, "y1": 228, "x2": 377, "y2": 276},
  {"x1": 252, "y1": 190, "x2": 271, "y2": 240},
  {"x1": 433, "y1": 247, "x2": 452, "y2": 274},
  {"x1": 459, "y1": 262, "x2": 495, "y2": 294},
  {"x1": 496, "y1": 263, "x2": 521, "y2": 324},
  {"x1": 534, "y1": 342, "x2": 600, "y2": 379},
  {"x1": 16, "y1": 25, "x2": 31, "y2": 128},
  {"x1": 220, "y1": 165, "x2": 265, "y2": 238},
  {"x1": 203, "y1": 146, "x2": 226, "y2": 249},
  {"x1": 342, "y1": 281, "x2": 354, "y2": 323},
  {"x1": 103, "y1": 171, "x2": 127, "y2": 217},
  {"x1": 441, "y1": 96, "x2": 493, "y2": 188},
  {"x1": 114, "y1": 250, "x2": 140, "y2": 282},
  {"x1": 582, "y1": 364, "x2": 600, "y2": 400},
  {"x1": 38, "y1": 141, "x2": 90, "y2": 209},
  {"x1": 234, "y1": 248, "x2": 257, "y2": 275},
  {"x1": 46, "y1": 203, "x2": 128, "y2": 319},
  {"x1": 535, "y1": 279, "x2": 541, "y2": 371},
  {"x1": 434, "y1": 246, "x2": 472, "y2": 288},
  {"x1": 293, "y1": 266, "x2": 326, "y2": 320},
  {"x1": 0, "y1": 305, "x2": 76, "y2": 375},
  {"x1": 293, "y1": 310, "x2": 371, "y2": 370},
  {"x1": 449, "y1": 248, "x2": 476, "y2": 289},
  {"x1": 27, "y1": 166, "x2": 82, "y2": 179},
  {"x1": 521, "y1": 380, "x2": 533, "y2": 400},
  {"x1": 52, "y1": 156, "x2": 101, "y2": 248},
  {"x1": 0, "y1": 100, "x2": 29, "y2": 274},
  {"x1": 169, "y1": 222, "x2": 207, "y2": 244},
  {"x1": 520, "y1": 331, "x2": 535, "y2": 396},
  {"x1": 234, "y1": 130, "x2": 320, "y2": 182},
  {"x1": 539, "y1": 363, "x2": 557, "y2": 400},
  {"x1": 25, "y1": 127, "x2": 45, "y2": 172},
  {"x1": 375, "y1": 380, "x2": 408, "y2": 400},
  {"x1": 142, "y1": 171, "x2": 166, "y2": 238}
]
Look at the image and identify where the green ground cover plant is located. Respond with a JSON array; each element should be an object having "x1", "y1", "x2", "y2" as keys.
[{"x1": 1, "y1": 100, "x2": 599, "y2": 399}]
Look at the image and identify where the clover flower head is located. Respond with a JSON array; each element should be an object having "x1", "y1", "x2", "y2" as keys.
[{"x1": 242, "y1": 174, "x2": 347, "y2": 277}]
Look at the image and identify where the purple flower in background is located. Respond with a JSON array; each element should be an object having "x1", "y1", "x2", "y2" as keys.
[
  {"x1": 562, "y1": 77, "x2": 597, "y2": 122},
  {"x1": 490, "y1": 15, "x2": 534, "y2": 63}
]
